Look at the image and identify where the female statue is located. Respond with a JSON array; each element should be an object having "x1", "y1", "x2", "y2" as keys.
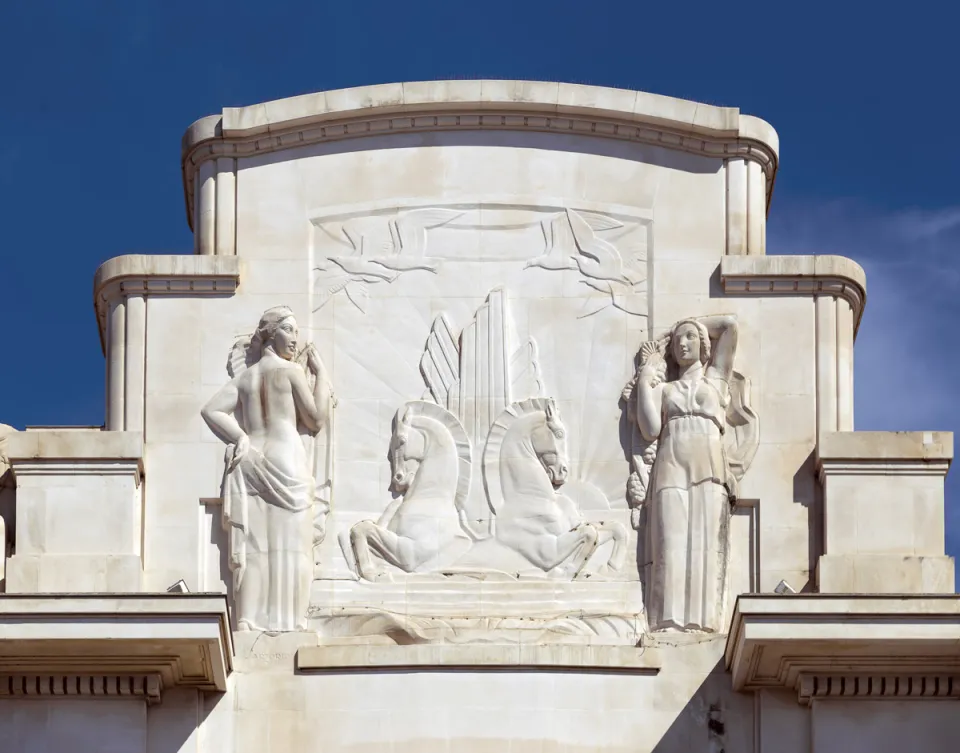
[
  {"x1": 202, "y1": 306, "x2": 332, "y2": 633},
  {"x1": 625, "y1": 316, "x2": 757, "y2": 633}
]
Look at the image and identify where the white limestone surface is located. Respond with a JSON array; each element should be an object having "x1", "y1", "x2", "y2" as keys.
[{"x1": 0, "y1": 80, "x2": 954, "y2": 753}]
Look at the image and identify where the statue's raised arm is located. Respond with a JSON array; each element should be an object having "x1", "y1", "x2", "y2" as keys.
[{"x1": 699, "y1": 314, "x2": 738, "y2": 383}]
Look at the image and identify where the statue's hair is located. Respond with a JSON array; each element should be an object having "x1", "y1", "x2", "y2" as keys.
[
  {"x1": 250, "y1": 305, "x2": 296, "y2": 357},
  {"x1": 669, "y1": 318, "x2": 711, "y2": 366}
]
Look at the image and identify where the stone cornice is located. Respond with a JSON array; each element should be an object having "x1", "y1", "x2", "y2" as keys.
[
  {"x1": 93, "y1": 254, "x2": 241, "y2": 353},
  {"x1": 725, "y1": 594, "x2": 960, "y2": 704},
  {"x1": 720, "y1": 254, "x2": 867, "y2": 335},
  {"x1": 180, "y1": 80, "x2": 780, "y2": 230},
  {"x1": 0, "y1": 594, "x2": 233, "y2": 696}
]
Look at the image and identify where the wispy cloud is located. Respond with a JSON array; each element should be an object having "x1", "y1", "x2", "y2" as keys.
[{"x1": 768, "y1": 199, "x2": 960, "y2": 570}]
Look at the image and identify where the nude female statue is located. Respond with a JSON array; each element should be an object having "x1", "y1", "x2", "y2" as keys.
[{"x1": 202, "y1": 306, "x2": 332, "y2": 633}]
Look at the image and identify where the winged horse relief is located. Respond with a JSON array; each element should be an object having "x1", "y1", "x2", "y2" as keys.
[
  {"x1": 346, "y1": 289, "x2": 627, "y2": 582},
  {"x1": 480, "y1": 398, "x2": 627, "y2": 579},
  {"x1": 348, "y1": 401, "x2": 475, "y2": 581}
]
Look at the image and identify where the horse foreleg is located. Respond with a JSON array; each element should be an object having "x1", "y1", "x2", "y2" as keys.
[
  {"x1": 350, "y1": 521, "x2": 416, "y2": 581},
  {"x1": 551, "y1": 523, "x2": 600, "y2": 580},
  {"x1": 592, "y1": 521, "x2": 628, "y2": 572}
]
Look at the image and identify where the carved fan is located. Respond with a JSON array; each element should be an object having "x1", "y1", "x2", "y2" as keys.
[{"x1": 226, "y1": 335, "x2": 256, "y2": 379}]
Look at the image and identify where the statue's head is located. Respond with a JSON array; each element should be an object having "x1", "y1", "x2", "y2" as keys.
[
  {"x1": 253, "y1": 306, "x2": 298, "y2": 361},
  {"x1": 670, "y1": 318, "x2": 710, "y2": 369},
  {"x1": 388, "y1": 406, "x2": 424, "y2": 494},
  {"x1": 531, "y1": 399, "x2": 569, "y2": 487}
]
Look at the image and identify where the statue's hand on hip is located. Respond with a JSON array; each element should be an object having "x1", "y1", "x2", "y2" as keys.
[{"x1": 227, "y1": 433, "x2": 251, "y2": 472}]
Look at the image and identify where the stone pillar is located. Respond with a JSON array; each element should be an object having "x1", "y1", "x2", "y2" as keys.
[
  {"x1": 746, "y1": 159, "x2": 766, "y2": 255},
  {"x1": 5, "y1": 430, "x2": 144, "y2": 592},
  {"x1": 195, "y1": 160, "x2": 216, "y2": 255},
  {"x1": 726, "y1": 157, "x2": 748, "y2": 255},
  {"x1": 836, "y1": 299, "x2": 855, "y2": 431},
  {"x1": 124, "y1": 293, "x2": 146, "y2": 432},
  {"x1": 815, "y1": 295, "x2": 838, "y2": 440},
  {"x1": 215, "y1": 157, "x2": 236, "y2": 256},
  {"x1": 106, "y1": 298, "x2": 126, "y2": 431},
  {"x1": 817, "y1": 431, "x2": 954, "y2": 593}
]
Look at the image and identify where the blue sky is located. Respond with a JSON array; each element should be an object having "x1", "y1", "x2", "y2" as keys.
[{"x1": 2, "y1": 2, "x2": 957, "y2": 574}]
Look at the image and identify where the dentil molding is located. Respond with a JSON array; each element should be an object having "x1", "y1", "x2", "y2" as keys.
[{"x1": 725, "y1": 594, "x2": 960, "y2": 705}]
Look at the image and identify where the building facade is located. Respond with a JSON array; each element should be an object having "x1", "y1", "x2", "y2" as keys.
[{"x1": 0, "y1": 80, "x2": 956, "y2": 752}]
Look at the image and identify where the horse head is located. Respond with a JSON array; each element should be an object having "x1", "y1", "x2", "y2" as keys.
[
  {"x1": 531, "y1": 399, "x2": 570, "y2": 488},
  {"x1": 388, "y1": 406, "x2": 425, "y2": 494}
]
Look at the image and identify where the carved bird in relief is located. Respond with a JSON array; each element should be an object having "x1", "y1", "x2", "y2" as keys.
[
  {"x1": 328, "y1": 208, "x2": 465, "y2": 276},
  {"x1": 524, "y1": 214, "x2": 572, "y2": 271},
  {"x1": 374, "y1": 208, "x2": 465, "y2": 272},
  {"x1": 525, "y1": 209, "x2": 641, "y2": 285},
  {"x1": 564, "y1": 208, "x2": 641, "y2": 285}
]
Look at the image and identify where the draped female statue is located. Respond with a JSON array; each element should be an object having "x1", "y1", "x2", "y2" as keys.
[
  {"x1": 202, "y1": 306, "x2": 332, "y2": 633},
  {"x1": 624, "y1": 316, "x2": 757, "y2": 633}
]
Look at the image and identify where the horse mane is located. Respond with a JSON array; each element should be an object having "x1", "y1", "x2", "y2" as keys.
[
  {"x1": 396, "y1": 400, "x2": 472, "y2": 522},
  {"x1": 482, "y1": 397, "x2": 557, "y2": 515}
]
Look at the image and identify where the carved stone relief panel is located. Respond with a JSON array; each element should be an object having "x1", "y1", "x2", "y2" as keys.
[
  {"x1": 212, "y1": 200, "x2": 654, "y2": 637},
  {"x1": 311, "y1": 199, "x2": 650, "y2": 318},
  {"x1": 343, "y1": 289, "x2": 628, "y2": 583}
]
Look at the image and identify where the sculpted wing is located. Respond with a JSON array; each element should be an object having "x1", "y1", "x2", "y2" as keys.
[
  {"x1": 420, "y1": 314, "x2": 460, "y2": 411},
  {"x1": 573, "y1": 209, "x2": 624, "y2": 233},
  {"x1": 509, "y1": 337, "x2": 543, "y2": 401}
]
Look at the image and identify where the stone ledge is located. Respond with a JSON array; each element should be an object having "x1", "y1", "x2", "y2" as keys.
[
  {"x1": 725, "y1": 594, "x2": 960, "y2": 703},
  {"x1": 720, "y1": 254, "x2": 867, "y2": 334},
  {"x1": 297, "y1": 644, "x2": 660, "y2": 673},
  {"x1": 819, "y1": 431, "x2": 953, "y2": 464},
  {"x1": 181, "y1": 80, "x2": 779, "y2": 229},
  {"x1": 93, "y1": 254, "x2": 241, "y2": 353},
  {"x1": 817, "y1": 554, "x2": 955, "y2": 595},
  {"x1": 6, "y1": 429, "x2": 142, "y2": 462},
  {"x1": 0, "y1": 594, "x2": 233, "y2": 695}
]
